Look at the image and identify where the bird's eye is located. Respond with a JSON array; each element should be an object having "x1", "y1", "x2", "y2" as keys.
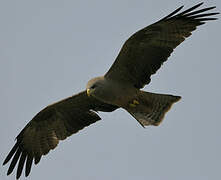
[{"x1": 91, "y1": 84, "x2": 97, "y2": 89}]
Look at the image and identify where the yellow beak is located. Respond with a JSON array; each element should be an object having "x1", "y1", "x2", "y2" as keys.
[{"x1": 87, "y1": 89, "x2": 91, "y2": 96}]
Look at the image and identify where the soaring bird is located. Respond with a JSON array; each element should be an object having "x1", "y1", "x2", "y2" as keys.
[{"x1": 3, "y1": 2, "x2": 219, "y2": 179}]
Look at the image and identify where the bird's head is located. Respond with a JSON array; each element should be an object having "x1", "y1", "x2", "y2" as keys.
[{"x1": 86, "y1": 76, "x2": 105, "y2": 98}]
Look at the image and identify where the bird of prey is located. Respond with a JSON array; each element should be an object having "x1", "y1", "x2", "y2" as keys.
[{"x1": 3, "y1": 2, "x2": 219, "y2": 179}]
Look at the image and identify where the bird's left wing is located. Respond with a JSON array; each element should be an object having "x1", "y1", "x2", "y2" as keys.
[
  {"x1": 105, "y1": 3, "x2": 219, "y2": 89},
  {"x1": 3, "y1": 91, "x2": 118, "y2": 179}
]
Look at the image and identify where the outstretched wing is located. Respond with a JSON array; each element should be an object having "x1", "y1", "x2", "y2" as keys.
[
  {"x1": 105, "y1": 3, "x2": 219, "y2": 89},
  {"x1": 3, "y1": 91, "x2": 118, "y2": 179}
]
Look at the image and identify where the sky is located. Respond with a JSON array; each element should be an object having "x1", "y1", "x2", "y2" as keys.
[{"x1": 0, "y1": 0, "x2": 220, "y2": 180}]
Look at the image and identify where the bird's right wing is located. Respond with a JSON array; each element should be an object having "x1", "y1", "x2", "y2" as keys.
[
  {"x1": 105, "y1": 3, "x2": 219, "y2": 89},
  {"x1": 3, "y1": 91, "x2": 118, "y2": 179}
]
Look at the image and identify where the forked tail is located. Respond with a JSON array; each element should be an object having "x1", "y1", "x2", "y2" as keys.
[{"x1": 126, "y1": 91, "x2": 181, "y2": 127}]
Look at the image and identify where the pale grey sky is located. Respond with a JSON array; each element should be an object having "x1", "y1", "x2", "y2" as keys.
[{"x1": 0, "y1": 0, "x2": 221, "y2": 180}]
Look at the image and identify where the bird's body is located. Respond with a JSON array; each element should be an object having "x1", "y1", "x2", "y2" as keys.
[
  {"x1": 87, "y1": 76, "x2": 138, "y2": 107},
  {"x1": 3, "y1": 3, "x2": 219, "y2": 179},
  {"x1": 86, "y1": 76, "x2": 180, "y2": 127}
]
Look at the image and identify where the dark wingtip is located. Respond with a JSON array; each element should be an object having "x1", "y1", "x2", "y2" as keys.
[
  {"x1": 160, "y1": 5, "x2": 184, "y2": 21},
  {"x1": 7, "y1": 147, "x2": 22, "y2": 176},
  {"x1": 16, "y1": 152, "x2": 27, "y2": 179},
  {"x1": 198, "y1": 17, "x2": 219, "y2": 21},
  {"x1": 175, "y1": 96, "x2": 182, "y2": 102},
  {"x1": 3, "y1": 159, "x2": 7, "y2": 166},
  {"x1": 7, "y1": 171, "x2": 11, "y2": 176},
  {"x1": 34, "y1": 156, "x2": 41, "y2": 165},
  {"x1": 198, "y1": 2, "x2": 204, "y2": 6},
  {"x1": 208, "y1": 6, "x2": 217, "y2": 10},
  {"x1": 3, "y1": 142, "x2": 20, "y2": 166},
  {"x1": 3, "y1": 157, "x2": 10, "y2": 166},
  {"x1": 25, "y1": 156, "x2": 33, "y2": 177},
  {"x1": 194, "y1": 2, "x2": 204, "y2": 8},
  {"x1": 177, "y1": 2, "x2": 205, "y2": 16},
  {"x1": 161, "y1": 2, "x2": 219, "y2": 22}
]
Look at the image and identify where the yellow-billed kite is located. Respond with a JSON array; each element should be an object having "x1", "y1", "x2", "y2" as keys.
[{"x1": 3, "y1": 3, "x2": 219, "y2": 179}]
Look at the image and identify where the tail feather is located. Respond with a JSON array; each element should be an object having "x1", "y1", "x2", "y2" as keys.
[{"x1": 127, "y1": 91, "x2": 181, "y2": 127}]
